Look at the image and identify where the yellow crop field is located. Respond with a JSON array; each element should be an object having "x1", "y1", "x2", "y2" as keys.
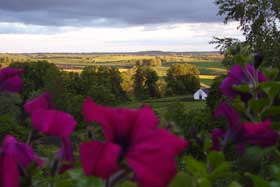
[{"x1": 199, "y1": 75, "x2": 217, "y2": 79}]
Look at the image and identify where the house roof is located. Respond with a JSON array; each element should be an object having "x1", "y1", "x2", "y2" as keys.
[
  {"x1": 193, "y1": 88, "x2": 209, "y2": 95},
  {"x1": 201, "y1": 88, "x2": 209, "y2": 94}
]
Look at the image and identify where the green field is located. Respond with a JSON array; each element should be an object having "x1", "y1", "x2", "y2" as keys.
[
  {"x1": 0, "y1": 52, "x2": 226, "y2": 87},
  {"x1": 120, "y1": 95, "x2": 206, "y2": 118},
  {"x1": 151, "y1": 62, "x2": 225, "y2": 87}
]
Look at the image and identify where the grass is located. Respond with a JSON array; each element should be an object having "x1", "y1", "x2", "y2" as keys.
[
  {"x1": 199, "y1": 75, "x2": 217, "y2": 87},
  {"x1": 189, "y1": 62, "x2": 226, "y2": 75},
  {"x1": 200, "y1": 79, "x2": 214, "y2": 87},
  {"x1": 120, "y1": 95, "x2": 206, "y2": 118}
]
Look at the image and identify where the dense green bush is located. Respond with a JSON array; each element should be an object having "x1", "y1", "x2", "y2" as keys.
[
  {"x1": 165, "y1": 64, "x2": 200, "y2": 96},
  {"x1": 133, "y1": 66, "x2": 160, "y2": 99}
]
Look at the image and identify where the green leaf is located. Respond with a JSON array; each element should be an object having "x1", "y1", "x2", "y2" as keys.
[
  {"x1": 248, "y1": 98, "x2": 270, "y2": 112},
  {"x1": 197, "y1": 178, "x2": 212, "y2": 187},
  {"x1": 233, "y1": 84, "x2": 250, "y2": 93},
  {"x1": 228, "y1": 181, "x2": 242, "y2": 187},
  {"x1": 264, "y1": 68, "x2": 279, "y2": 80},
  {"x1": 263, "y1": 106, "x2": 280, "y2": 116},
  {"x1": 271, "y1": 165, "x2": 280, "y2": 180},
  {"x1": 209, "y1": 162, "x2": 231, "y2": 181},
  {"x1": 68, "y1": 168, "x2": 103, "y2": 187},
  {"x1": 270, "y1": 181, "x2": 280, "y2": 187},
  {"x1": 243, "y1": 146, "x2": 273, "y2": 163},
  {"x1": 247, "y1": 174, "x2": 270, "y2": 187},
  {"x1": 235, "y1": 54, "x2": 251, "y2": 66},
  {"x1": 185, "y1": 156, "x2": 207, "y2": 178},
  {"x1": 169, "y1": 172, "x2": 195, "y2": 187},
  {"x1": 56, "y1": 180, "x2": 76, "y2": 187},
  {"x1": 232, "y1": 96, "x2": 245, "y2": 112},
  {"x1": 207, "y1": 152, "x2": 225, "y2": 170},
  {"x1": 118, "y1": 181, "x2": 137, "y2": 187},
  {"x1": 260, "y1": 82, "x2": 280, "y2": 98}
]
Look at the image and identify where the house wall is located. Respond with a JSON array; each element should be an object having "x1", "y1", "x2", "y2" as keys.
[{"x1": 193, "y1": 89, "x2": 208, "y2": 100}]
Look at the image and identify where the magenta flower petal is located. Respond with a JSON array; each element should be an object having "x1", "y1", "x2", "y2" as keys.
[
  {"x1": 126, "y1": 129, "x2": 187, "y2": 186},
  {"x1": 55, "y1": 137, "x2": 75, "y2": 173},
  {"x1": 220, "y1": 64, "x2": 245, "y2": 99},
  {"x1": 131, "y1": 105, "x2": 159, "y2": 143},
  {"x1": 0, "y1": 153, "x2": 20, "y2": 187},
  {"x1": 82, "y1": 97, "x2": 112, "y2": 124},
  {"x1": 0, "y1": 135, "x2": 43, "y2": 187},
  {"x1": 79, "y1": 141, "x2": 121, "y2": 178},
  {"x1": 214, "y1": 103, "x2": 278, "y2": 151},
  {"x1": 220, "y1": 64, "x2": 267, "y2": 100},
  {"x1": 2, "y1": 135, "x2": 43, "y2": 167},
  {"x1": 31, "y1": 110, "x2": 77, "y2": 137},
  {"x1": 215, "y1": 102, "x2": 240, "y2": 129},
  {"x1": 24, "y1": 92, "x2": 53, "y2": 114},
  {"x1": 128, "y1": 129, "x2": 187, "y2": 158},
  {"x1": 0, "y1": 68, "x2": 24, "y2": 79},
  {"x1": 242, "y1": 121, "x2": 278, "y2": 147},
  {"x1": 211, "y1": 128, "x2": 225, "y2": 151},
  {"x1": 81, "y1": 98, "x2": 188, "y2": 186},
  {"x1": 128, "y1": 153, "x2": 177, "y2": 187},
  {"x1": 82, "y1": 98, "x2": 158, "y2": 142},
  {"x1": 82, "y1": 98, "x2": 116, "y2": 141},
  {"x1": 0, "y1": 67, "x2": 24, "y2": 93},
  {"x1": 0, "y1": 76, "x2": 23, "y2": 93},
  {"x1": 246, "y1": 64, "x2": 268, "y2": 82}
]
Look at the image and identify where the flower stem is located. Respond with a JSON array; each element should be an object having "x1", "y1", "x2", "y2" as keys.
[
  {"x1": 105, "y1": 169, "x2": 132, "y2": 187},
  {"x1": 105, "y1": 179, "x2": 110, "y2": 187},
  {"x1": 26, "y1": 130, "x2": 33, "y2": 145}
]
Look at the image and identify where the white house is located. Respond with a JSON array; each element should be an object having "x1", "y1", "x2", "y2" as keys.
[{"x1": 193, "y1": 88, "x2": 209, "y2": 100}]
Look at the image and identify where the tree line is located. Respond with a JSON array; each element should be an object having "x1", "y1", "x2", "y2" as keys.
[{"x1": 8, "y1": 61, "x2": 200, "y2": 122}]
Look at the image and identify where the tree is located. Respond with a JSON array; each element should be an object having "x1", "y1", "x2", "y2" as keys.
[
  {"x1": 121, "y1": 69, "x2": 136, "y2": 96},
  {"x1": 215, "y1": 0, "x2": 280, "y2": 68},
  {"x1": 133, "y1": 67, "x2": 147, "y2": 99},
  {"x1": 0, "y1": 56, "x2": 13, "y2": 65},
  {"x1": 144, "y1": 68, "x2": 160, "y2": 98},
  {"x1": 80, "y1": 66, "x2": 127, "y2": 105},
  {"x1": 210, "y1": 38, "x2": 251, "y2": 69},
  {"x1": 133, "y1": 67, "x2": 160, "y2": 99},
  {"x1": 61, "y1": 72, "x2": 83, "y2": 95},
  {"x1": 135, "y1": 58, "x2": 162, "y2": 67},
  {"x1": 10, "y1": 61, "x2": 62, "y2": 100},
  {"x1": 165, "y1": 64, "x2": 200, "y2": 95}
]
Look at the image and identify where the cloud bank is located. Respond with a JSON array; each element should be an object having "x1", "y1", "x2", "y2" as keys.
[{"x1": 0, "y1": 0, "x2": 221, "y2": 27}]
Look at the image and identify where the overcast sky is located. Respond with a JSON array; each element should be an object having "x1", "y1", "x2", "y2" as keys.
[{"x1": 0, "y1": 0, "x2": 244, "y2": 52}]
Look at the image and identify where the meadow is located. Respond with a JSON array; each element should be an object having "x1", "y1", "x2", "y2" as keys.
[
  {"x1": 0, "y1": 52, "x2": 225, "y2": 117},
  {"x1": 0, "y1": 52, "x2": 225, "y2": 88},
  {"x1": 120, "y1": 95, "x2": 206, "y2": 118}
]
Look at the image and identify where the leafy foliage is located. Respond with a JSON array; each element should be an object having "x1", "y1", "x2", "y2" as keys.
[
  {"x1": 133, "y1": 66, "x2": 160, "y2": 99},
  {"x1": 215, "y1": 0, "x2": 280, "y2": 68},
  {"x1": 165, "y1": 64, "x2": 200, "y2": 95}
]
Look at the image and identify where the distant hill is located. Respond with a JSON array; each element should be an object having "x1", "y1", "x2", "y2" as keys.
[{"x1": 2, "y1": 51, "x2": 220, "y2": 56}]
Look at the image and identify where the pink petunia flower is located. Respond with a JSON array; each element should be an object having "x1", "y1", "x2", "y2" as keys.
[
  {"x1": 211, "y1": 128, "x2": 226, "y2": 151},
  {"x1": 80, "y1": 98, "x2": 188, "y2": 187},
  {"x1": 0, "y1": 135, "x2": 43, "y2": 187},
  {"x1": 24, "y1": 92, "x2": 76, "y2": 173},
  {"x1": 24, "y1": 92, "x2": 77, "y2": 137},
  {"x1": 0, "y1": 67, "x2": 24, "y2": 93},
  {"x1": 211, "y1": 102, "x2": 278, "y2": 152},
  {"x1": 220, "y1": 64, "x2": 267, "y2": 101},
  {"x1": 24, "y1": 92, "x2": 53, "y2": 114}
]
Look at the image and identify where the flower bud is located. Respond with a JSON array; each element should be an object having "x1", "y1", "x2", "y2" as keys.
[{"x1": 254, "y1": 53, "x2": 264, "y2": 69}]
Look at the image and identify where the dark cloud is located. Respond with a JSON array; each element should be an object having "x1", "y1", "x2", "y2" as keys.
[{"x1": 0, "y1": 0, "x2": 221, "y2": 27}]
